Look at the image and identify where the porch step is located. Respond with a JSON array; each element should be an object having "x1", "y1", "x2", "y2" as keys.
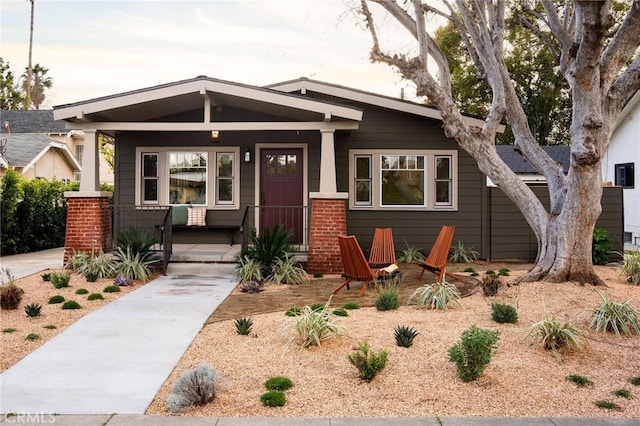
[{"x1": 165, "y1": 262, "x2": 238, "y2": 278}]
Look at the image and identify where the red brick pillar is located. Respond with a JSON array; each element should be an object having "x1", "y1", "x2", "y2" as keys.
[
  {"x1": 307, "y1": 197, "x2": 347, "y2": 274},
  {"x1": 63, "y1": 194, "x2": 112, "y2": 263}
]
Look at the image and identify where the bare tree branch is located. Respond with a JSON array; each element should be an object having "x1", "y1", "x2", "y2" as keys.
[
  {"x1": 517, "y1": 15, "x2": 559, "y2": 60},
  {"x1": 540, "y1": 0, "x2": 574, "y2": 51},
  {"x1": 601, "y1": 0, "x2": 640, "y2": 90},
  {"x1": 607, "y1": 56, "x2": 640, "y2": 115}
]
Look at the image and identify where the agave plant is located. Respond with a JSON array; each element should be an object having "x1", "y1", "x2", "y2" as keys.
[
  {"x1": 397, "y1": 240, "x2": 425, "y2": 263},
  {"x1": 394, "y1": 325, "x2": 419, "y2": 348},
  {"x1": 115, "y1": 227, "x2": 160, "y2": 264},
  {"x1": 242, "y1": 224, "x2": 292, "y2": 276},
  {"x1": 113, "y1": 247, "x2": 156, "y2": 283},
  {"x1": 234, "y1": 317, "x2": 254, "y2": 335},
  {"x1": 408, "y1": 280, "x2": 461, "y2": 310}
]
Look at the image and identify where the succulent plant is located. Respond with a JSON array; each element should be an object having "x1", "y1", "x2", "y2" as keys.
[
  {"x1": 114, "y1": 276, "x2": 134, "y2": 286},
  {"x1": 24, "y1": 302, "x2": 43, "y2": 317},
  {"x1": 240, "y1": 280, "x2": 263, "y2": 293},
  {"x1": 394, "y1": 325, "x2": 419, "y2": 348},
  {"x1": 234, "y1": 317, "x2": 254, "y2": 335}
]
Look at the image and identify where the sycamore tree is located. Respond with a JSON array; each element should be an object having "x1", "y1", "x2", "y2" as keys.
[{"x1": 359, "y1": 0, "x2": 640, "y2": 285}]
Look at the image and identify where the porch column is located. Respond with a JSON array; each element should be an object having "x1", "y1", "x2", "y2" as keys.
[
  {"x1": 62, "y1": 193, "x2": 112, "y2": 263},
  {"x1": 80, "y1": 129, "x2": 100, "y2": 192},
  {"x1": 318, "y1": 129, "x2": 337, "y2": 194}
]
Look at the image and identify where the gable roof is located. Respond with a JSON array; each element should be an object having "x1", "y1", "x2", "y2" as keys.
[
  {"x1": 267, "y1": 77, "x2": 494, "y2": 130},
  {"x1": 53, "y1": 76, "x2": 363, "y2": 125},
  {"x1": 2, "y1": 133, "x2": 81, "y2": 173},
  {"x1": 496, "y1": 145, "x2": 570, "y2": 174},
  {"x1": 1, "y1": 110, "x2": 66, "y2": 134}
]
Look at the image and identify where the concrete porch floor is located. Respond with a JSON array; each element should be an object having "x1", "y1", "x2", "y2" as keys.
[{"x1": 170, "y1": 244, "x2": 242, "y2": 263}]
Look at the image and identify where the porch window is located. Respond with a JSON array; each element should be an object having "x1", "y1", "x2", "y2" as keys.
[
  {"x1": 615, "y1": 163, "x2": 634, "y2": 188},
  {"x1": 216, "y1": 152, "x2": 235, "y2": 204},
  {"x1": 141, "y1": 153, "x2": 159, "y2": 204},
  {"x1": 169, "y1": 152, "x2": 207, "y2": 205},
  {"x1": 349, "y1": 149, "x2": 457, "y2": 210}
]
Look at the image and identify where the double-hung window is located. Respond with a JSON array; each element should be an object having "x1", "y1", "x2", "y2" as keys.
[
  {"x1": 615, "y1": 163, "x2": 634, "y2": 188},
  {"x1": 136, "y1": 147, "x2": 239, "y2": 208},
  {"x1": 350, "y1": 150, "x2": 457, "y2": 210}
]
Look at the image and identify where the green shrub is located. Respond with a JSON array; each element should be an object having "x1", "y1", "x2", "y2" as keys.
[
  {"x1": 594, "y1": 400, "x2": 621, "y2": 411},
  {"x1": 50, "y1": 272, "x2": 71, "y2": 289},
  {"x1": 347, "y1": 341, "x2": 389, "y2": 381},
  {"x1": 490, "y1": 302, "x2": 518, "y2": 324},
  {"x1": 48, "y1": 295, "x2": 65, "y2": 304},
  {"x1": 115, "y1": 227, "x2": 160, "y2": 263},
  {"x1": 0, "y1": 282, "x2": 23, "y2": 310},
  {"x1": 342, "y1": 302, "x2": 360, "y2": 310},
  {"x1": 631, "y1": 376, "x2": 640, "y2": 386},
  {"x1": 409, "y1": 280, "x2": 461, "y2": 310},
  {"x1": 3, "y1": 328, "x2": 17, "y2": 333},
  {"x1": 75, "y1": 288, "x2": 89, "y2": 295},
  {"x1": 234, "y1": 256, "x2": 264, "y2": 284},
  {"x1": 264, "y1": 376, "x2": 294, "y2": 392},
  {"x1": 589, "y1": 291, "x2": 640, "y2": 337},
  {"x1": 87, "y1": 293, "x2": 104, "y2": 301},
  {"x1": 397, "y1": 243, "x2": 425, "y2": 263},
  {"x1": 498, "y1": 268, "x2": 510, "y2": 276},
  {"x1": 463, "y1": 267, "x2": 476, "y2": 273},
  {"x1": 260, "y1": 390, "x2": 286, "y2": 407},
  {"x1": 448, "y1": 325, "x2": 500, "y2": 382},
  {"x1": 280, "y1": 298, "x2": 343, "y2": 351},
  {"x1": 285, "y1": 306, "x2": 301, "y2": 316},
  {"x1": 309, "y1": 302, "x2": 325, "y2": 311},
  {"x1": 24, "y1": 302, "x2": 42, "y2": 317},
  {"x1": 41, "y1": 273, "x2": 51, "y2": 282},
  {"x1": 241, "y1": 224, "x2": 292, "y2": 278},
  {"x1": 620, "y1": 250, "x2": 640, "y2": 285},
  {"x1": 332, "y1": 308, "x2": 348, "y2": 316},
  {"x1": 43, "y1": 325, "x2": 57, "y2": 330},
  {"x1": 592, "y1": 227, "x2": 611, "y2": 265},
  {"x1": 103, "y1": 285, "x2": 121, "y2": 293},
  {"x1": 61, "y1": 300, "x2": 82, "y2": 310},
  {"x1": 85, "y1": 271, "x2": 99, "y2": 282},
  {"x1": 269, "y1": 255, "x2": 309, "y2": 285},
  {"x1": 566, "y1": 374, "x2": 593, "y2": 388},
  {"x1": 394, "y1": 325, "x2": 419, "y2": 348},
  {"x1": 166, "y1": 362, "x2": 218, "y2": 413},
  {"x1": 25, "y1": 333, "x2": 40, "y2": 341},
  {"x1": 375, "y1": 287, "x2": 400, "y2": 311},
  {"x1": 234, "y1": 317, "x2": 253, "y2": 335},
  {"x1": 613, "y1": 388, "x2": 631, "y2": 399},
  {"x1": 449, "y1": 241, "x2": 480, "y2": 263},
  {"x1": 313, "y1": 272, "x2": 324, "y2": 278},
  {"x1": 528, "y1": 313, "x2": 583, "y2": 359}
]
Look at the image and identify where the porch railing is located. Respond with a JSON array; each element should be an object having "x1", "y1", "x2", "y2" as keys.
[{"x1": 244, "y1": 205, "x2": 310, "y2": 253}]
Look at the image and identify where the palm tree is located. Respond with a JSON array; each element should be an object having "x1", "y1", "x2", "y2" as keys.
[
  {"x1": 25, "y1": 0, "x2": 34, "y2": 109},
  {"x1": 21, "y1": 63, "x2": 52, "y2": 109}
]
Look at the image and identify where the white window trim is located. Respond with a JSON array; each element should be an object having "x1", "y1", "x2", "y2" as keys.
[
  {"x1": 348, "y1": 149, "x2": 458, "y2": 211},
  {"x1": 135, "y1": 146, "x2": 240, "y2": 209}
]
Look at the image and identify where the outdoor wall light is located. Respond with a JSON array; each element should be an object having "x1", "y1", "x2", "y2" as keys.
[
  {"x1": 244, "y1": 147, "x2": 252, "y2": 163},
  {"x1": 211, "y1": 130, "x2": 220, "y2": 142}
]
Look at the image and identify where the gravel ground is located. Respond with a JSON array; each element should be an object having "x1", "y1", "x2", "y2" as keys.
[{"x1": 146, "y1": 265, "x2": 640, "y2": 419}]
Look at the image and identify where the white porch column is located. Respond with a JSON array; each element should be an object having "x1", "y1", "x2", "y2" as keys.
[
  {"x1": 319, "y1": 129, "x2": 337, "y2": 194},
  {"x1": 80, "y1": 129, "x2": 100, "y2": 192}
]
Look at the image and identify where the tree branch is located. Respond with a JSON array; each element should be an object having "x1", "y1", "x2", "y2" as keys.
[
  {"x1": 516, "y1": 15, "x2": 559, "y2": 60},
  {"x1": 607, "y1": 56, "x2": 640, "y2": 116},
  {"x1": 601, "y1": 0, "x2": 640, "y2": 90},
  {"x1": 540, "y1": 0, "x2": 574, "y2": 51}
]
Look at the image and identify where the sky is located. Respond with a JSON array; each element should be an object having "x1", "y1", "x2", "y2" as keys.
[{"x1": 1, "y1": 0, "x2": 428, "y2": 109}]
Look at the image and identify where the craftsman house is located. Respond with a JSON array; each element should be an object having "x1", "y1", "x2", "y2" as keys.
[{"x1": 52, "y1": 76, "x2": 622, "y2": 272}]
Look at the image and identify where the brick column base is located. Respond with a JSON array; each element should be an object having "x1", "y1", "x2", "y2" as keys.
[
  {"x1": 307, "y1": 198, "x2": 347, "y2": 274},
  {"x1": 63, "y1": 195, "x2": 112, "y2": 263}
]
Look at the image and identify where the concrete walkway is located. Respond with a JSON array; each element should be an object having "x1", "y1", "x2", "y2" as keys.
[{"x1": 0, "y1": 260, "x2": 237, "y2": 415}]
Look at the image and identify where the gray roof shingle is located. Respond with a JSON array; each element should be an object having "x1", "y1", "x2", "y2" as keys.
[
  {"x1": 1, "y1": 110, "x2": 66, "y2": 134},
  {"x1": 496, "y1": 145, "x2": 570, "y2": 174},
  {"x1": 2, "y1": 133, "x2": 61, "y2": 167}
]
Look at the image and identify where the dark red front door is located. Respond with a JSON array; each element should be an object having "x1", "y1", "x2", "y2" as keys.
[{"x1": 260, "y1": 148, "x2": 304, "y2": 244}]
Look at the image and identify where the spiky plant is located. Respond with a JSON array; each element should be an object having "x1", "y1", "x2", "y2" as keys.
[
  {"x1": 234, "y1": 256, "x2": 264, "y2": 284},
  {"x1": 64, "y1": 250, "x2": 90, "y2": 272},
  {"x1": 528, "y1": 313, "x2": 583, "y2": 360},
  {"x1": 113, "y1": 247, "x2": 156, "y2": 283},
  {"x1": 375, "y1": 287, "x2": 400, "y2": 311},
  {"x1": 397, "y1": 240, "x2": 425, "y2": 263},
  {"x1": 115, "y1": 227, "x2": 160, "y2": 263},
  {"x1": 620, "y1": 250, "x2": 640, "y2": 285},
  {"x1": 234, "y1": 317, "x2": 254, "y2": 335},
  {"x1": 0, "y1": 282, "x2": 23, "y2": 310},
  {"x1": 85, "y1": 271, "x2": 99, "y2": 282},
  {"x1": 409, "y1": 280, "x2": 461, "y2": 310},
  {"x1": 242, "y1": 224, "x2": 292, "y2": 276},
  {"x1": 269, "y1": 255, "x2": 309, "y2": 285},
  {"x1": 280, "y1": 297, "x2": 343, "y2": 352},
  {"x1": 449, "y1": 241, "x2": 480, "y2": 263},
  {"x1": 24, "y1": 303, "x2": 42, "y2": 317},
  {"x1": 589, "y1": 291, "x2": 640, "y2": 337},
  {"x1": 394, "y1": 325, "x2": 419, "y2": 348}
]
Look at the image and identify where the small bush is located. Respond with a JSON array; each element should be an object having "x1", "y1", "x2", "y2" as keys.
[
  {"x1": 113, "y1": 246, "x2": 157, "y2": 283},
  {"x1": 409, "y1": 280, "x2": 461, "y2": 310},
  {"x1": 309, "y1": 302, "x2": 325, "y2": 311},
  {"x1": 528, "y1": 314, "x2": 583, "y2": 360},
  {"x1": 463, "y1": 267, "x2": 476, "y2": 273},
  {"x1": 449, "y1": 241, "x2": 479, "y2": 263},
  {"x1": 43, "y1": 325, "x2": 57, "y2": 330},
  {"x1": 620, "y1": 250, "x2": 640, "y2": 285},
  {"x1": 480, "y1": 274, "x2": 503, "y2": 297},
  {"x1": 75, "y1": 288, "x2": 89, "y2": 295},
  {"x1": 85, "y1": 271, "x2": 99, "y2": 282},
  {"x1": 62, "y1": 300, "x2": 82, "y2": 310},
  {"x1": 498, "y1": 268, "x2": 510, "y2": 276},
  {"x1": 234, "y1": 256, "x2": 264, "y2": 284},
  {"x1": 285, "y1": 306, "x2": 301, "y2": 316},
  {"x1": 50, "y1": 272, "x2": 71, "y2": 289},
  {"x1": 260, "y1": 390, "x2": 286, "y2": 407},
  {"x1": 87, "y1": 293, "x2": 104, "y2": 301},
  {"x1": 613, "y1": 389, "x2": 631, "y2": 399},
  {"x1": 280, "y1": 298, "x2": 343, "y2": 351},
  {"x1": 264, "y1": 376, "x2": 294, "y2": 392},
  {"x1": 631, "y1": 376, "x2": 640, "y2": 386},
  {"x1": 3, "y1": 328, "x2": 17, "y2": 333},
  {"x1": 375, "y1": 287, "x2": 400, "y2": 311},
  {"x1": 566, "y1": 374, "x2": 593, "y2": 388},
  {"x1": 25, "y1": 333, "x2": 40, "y2": 341},
  {"x1": 24, "y1": 303, "x2": 42, "y2": 317},
  {"x1": 347, "y1": 341, "x2": 389, "y2": 381},
  {"x1": 48, "y1": 295, "x2": 65, "y2": 304},
  {"x1": 397, "y1": 244, "x2": 425, "y2": 263},
  {"x1": 490, "y1": 302, "x2": 518, "y2": 324},
  {"x1": 592, "y1": 227, "x2": 612, "y2": 265},
  {"x1": 342, "y1": 302, "x2": 360, "y2": 310},
  {"x1": 166, "y1": 362, "x2": 219, "y2": 413},
  {"x1": 234, "y1": 317, "x2": 253, "y2": 335},
  {"x1": 1, "y1": 282, "x2": 23, "y2": 310},
  {"x1": 594, "y1": 400, "x2": 621, "y2": 411},
  {"x1": 394, "y1": 325, "x2": 419, "y2": 348},
  {"x1": 332, "y1": 308, "x2": 348, "y2": 316},
  {"x1": 103, "y1": 285, "x2": 121, "y2": 293},
  {"x1": 269, "y1": 255, "x2": 309, "y2": 285},
  {"x1": 313, "y1": 272, "x2": 324, "y2": 278},
  {"x1": 589, "y1": 291, "x2": 640, "y2": 337},
  {"x1": 448, "y1": 325, "x2": 500, "y2": 382},
  {"x1": 41, "y1": 273, "x2": 51, "y2": 282}
]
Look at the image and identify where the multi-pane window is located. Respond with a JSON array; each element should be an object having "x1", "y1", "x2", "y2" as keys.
[
  {"x1": 216, "y1": 153, "x2": 235, "y2": 204},
  {"x1": 169, "y1": 152, "x2": 207, "y2": 205},
  {"x1": 350, "y1": 150, "x2": 456, "y2": 210},
  {"x1": 615, "y1": 163, "x2": 635, "y2": 188},
  {"x1": 142, "y1": 153, "x2": 159, "y2": 204},
  {"x1": 355, "y1": 155, "x2": 372, "y2": 206},
  {"x1": 381, "y1": 155, "x2": 425, "y2": 206}
]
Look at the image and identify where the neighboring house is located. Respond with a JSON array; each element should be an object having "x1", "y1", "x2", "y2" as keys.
[
  {"x1": 0, "y1": 133, "x2": 81, "y2": 181},
  {"x1": 0, "y1": 109, "x2": 113, "y2": 184},
  {"x1": 52, "y1": 76, "x2": 622, "y2": 271},
  {"x1": 490, "y1": 145, "x2": 570, "y2": 185},
  {"x1": 603, "y1": 90, "x2": 639, "y2": 249}
]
